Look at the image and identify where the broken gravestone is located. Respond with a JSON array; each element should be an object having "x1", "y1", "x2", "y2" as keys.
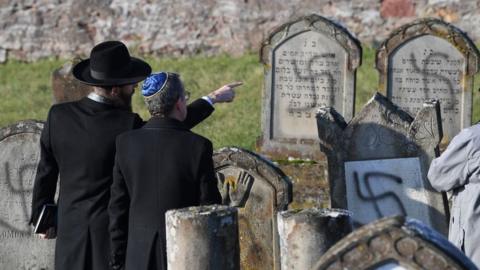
[
  {"x1": 213, "y1": 147, "x2": 292, "y2": 270},
  {"x1": 376, "y1": 18, "x2": 480, "y2": 145},
  {"x1": 257, "y1": 14, "x2": 361, "y2": 210},
  {"x1": 317, "y1": 92, "x2": 448, "y2": 235},
  {"x1": 312, "y1": 216, "x2": 477, "y2": 270},
  {"x1": 52, "y1": 58, "x2": 92, "y2": 104},
  {"x1": 0, "y1": 120, "x2": 55, "y2": 269}
]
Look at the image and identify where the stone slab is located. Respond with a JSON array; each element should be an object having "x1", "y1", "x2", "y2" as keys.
[
  {"x1": 345, "y1": 157, "x2": 432, "y2": 228},
  {"x1": 258, "y1": 14, "x2": 361, "y2": 160},
  {"x1": 213, "y1": 147, "x2": 292, "y2": 270},
  {"x1": 316, "y1": 93, "x2": 448, "y2": 235},
  {"x1": 52, "y1": 59, "x2": 92, "y2": 104},
  {"x1": 376, "y1": 18, "x2": 480, "y2": 143},
  {"x1": 311, "y1": 216, "x2": 477, "y2": 270},
  {"x1": 0, "y1": 120, "x2": 55, "y2": 269}
]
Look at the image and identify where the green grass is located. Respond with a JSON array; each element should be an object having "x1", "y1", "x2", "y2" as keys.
[{"x1": 1, "y1": 48, "x2": 480, "y2": 150}]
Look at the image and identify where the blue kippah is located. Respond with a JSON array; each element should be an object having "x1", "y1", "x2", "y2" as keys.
[{"x1": 142, "y1": 72, "x2": 168, "y2": 97}]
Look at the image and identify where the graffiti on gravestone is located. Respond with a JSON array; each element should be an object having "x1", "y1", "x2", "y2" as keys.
[
  {"x1": 259, "y1": 14, "x2": 361, "y2": 159},
  {"x1": 0, "y1": 120, "x2": 56, "y2": 269},
  {"x1": 345, "y1": 157, "x2": 430, "y2": 227},
  {"x1": 214, "y1": 147, "x2": 292, "y2": 270},
  {"x1": 316, "y1": 93, "x2": 448, "y2": 235},
  {"x1": 311, "y1": 216, "x2": 477, "y2": 270},
  {"x1": 376, "y1": 18, "x2": 480, "y2": 143}
]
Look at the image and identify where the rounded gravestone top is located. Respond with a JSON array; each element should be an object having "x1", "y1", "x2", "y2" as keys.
[{"x1": 0, "y1": 120, "x2": 55, "y2": 269}]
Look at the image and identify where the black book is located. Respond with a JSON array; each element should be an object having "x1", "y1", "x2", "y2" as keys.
[{"x1": 33, "y1": 204, "x2": 57, "y2": 234}]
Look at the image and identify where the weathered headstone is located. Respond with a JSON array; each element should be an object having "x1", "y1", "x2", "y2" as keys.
[
  {"x1": 317, "y1": 92, "x2": 448, "y2": 234},
  {"x1": 213, "y1": 147, "x2": 292, "y2": 270},
  {"x1": 166, "y1": 205, "x2": 239, "y2": 270},
  {"x1": 0, "y1": 120, "x2": 55, "y2": 269},
  {"x1": 311, "y1": 216, "x2": 477, "y2": 270},
  {"x1": 52, "y1": 58, "x2": 92, "y2": 104},
  {"x1": 258, "y1": 14, "x2": 362, "y2": 160},
  {"x1": 376, "y1": 18, "x2": 480, "y2": 144},
  {"x1": 257, "y1": 14, "x2": 361, "y2": 210},
  {"x1": 277, "y1": 208, "x2": 352, "y2": 270}
]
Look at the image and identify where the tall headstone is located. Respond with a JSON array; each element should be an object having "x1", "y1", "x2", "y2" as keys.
[
  {"x1": 311, "y1": 216, "x2": 477, "y2": 270},
  {"x1": 257, "y1": 14, "x2": 361, "y2": 210},
  {"x1": 376, "y1": 18, "x2": 480, "y2": 144},
  {"x1": 52, "y1": 58, "x2": 92, "y2": 104},
  {"x1": 258, "y1": 14, "x2": 362, "y2": 160},
  {"x1": 0, "y1": 120, "x2": 55, "y2": 269},
  {"x1": 213, "y1": 147, "x2": 292, "y2": 270},
  {"x1": 316, "y1": 92, "x2": 448, "y2": 234}
]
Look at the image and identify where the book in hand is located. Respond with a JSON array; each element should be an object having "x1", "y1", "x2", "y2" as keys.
[{"x1": 34, "y1": 204, "x2": 57, "y2": 234}]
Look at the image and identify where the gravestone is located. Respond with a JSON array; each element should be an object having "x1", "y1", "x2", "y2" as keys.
[
  {"x1": 0, "y1": 120, "x2": 55, "y2": 269},
  {"x1": 52, "y1": 58, "x2": 92, "y2": 104},
  {"x1": 311, "y1": 216, "x2": 477, "y2": 270},
  {"x1": 258, "y1": 14, "x2": 361, "y2": 160},
  {"x1": 213, "y1": 147, "x2": 292, "y2": 270},
  {"x1": 376, "y1": 18, "x2": 480, "y2": 145},
  {"x1": 257, "y1": 14, "x2": 361, "y2": 210},
  {"x1": 316, "y1": 92, "x2": 448, "y2": 234}
]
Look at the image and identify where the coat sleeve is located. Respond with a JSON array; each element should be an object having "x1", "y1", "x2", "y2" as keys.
[
  {"x1": 197, "y1": 140, "x2": 222, "y2": 205},
  {"x1": 30, "y1": 108, "x2": 59, "y2": 225},
  {"x1": 108, "y1": 142, "x2": 131, "y2": 269},
  {"x1": 184, "y1": 98, "x2": 215, "y2": 129},
  {"x1": 428, "y1": 127, "x2": 480, "y2": 191}
]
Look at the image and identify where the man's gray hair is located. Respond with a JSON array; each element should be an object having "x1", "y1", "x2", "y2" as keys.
[{"x1": 144, "y1": 72, "x2": 183, "y2": 117}]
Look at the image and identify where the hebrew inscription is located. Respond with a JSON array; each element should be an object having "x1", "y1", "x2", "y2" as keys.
[
  {"x1": 272, "y1": 31, "x2": 347, "y2": 140},
  {"x1": 388, "y1": 35, "x2": 465, "y2": 140}
]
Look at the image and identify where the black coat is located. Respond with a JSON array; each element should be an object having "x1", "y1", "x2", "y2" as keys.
[
  {"x1": 30, "y1": 97, "x2": 213, "y2": 270},
  {"x1": 108, "y1": 117, "x2": 222, "y2": 270}
]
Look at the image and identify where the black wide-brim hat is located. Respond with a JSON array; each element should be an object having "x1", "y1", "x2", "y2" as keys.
[{"x1": 73, "y1": 41, "x2": 152, "y2": 86}]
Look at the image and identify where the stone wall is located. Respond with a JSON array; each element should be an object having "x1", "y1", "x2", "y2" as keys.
[{"x1": 0, "y1": 0, "x2": 478, "y2": 62}]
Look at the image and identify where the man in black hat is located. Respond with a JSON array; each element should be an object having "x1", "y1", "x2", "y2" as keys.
[{"x1": 30, "y1": 41, "x2": 240, "y2": 270}]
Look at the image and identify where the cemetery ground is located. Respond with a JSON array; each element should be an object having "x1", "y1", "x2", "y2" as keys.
[{"x1": 3, "y1": 46, "x2": 480, "y2": 152}]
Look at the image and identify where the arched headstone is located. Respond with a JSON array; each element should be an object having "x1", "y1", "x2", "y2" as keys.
[
  {"x1": 258, "y1": 14, "x2": 361, "y2": 160},
  {"x1": 376, "y1": 18, "x2": 480, "y2": 144},
  {"x1": 312, "y1": 216, "x2": 477, "y2": 270},
  {"x1": 213, "y1": 147, "x2": 292, "y2": 270},
  {"x1": 0, "y1": 120, "x2": 55, "y2": 269}
]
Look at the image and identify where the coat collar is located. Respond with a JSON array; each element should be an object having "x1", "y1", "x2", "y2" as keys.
[
  {"x1": 79, "y1": 96, "x2": 132, "y2": 112},
  {"x1": 142, "y1": 116, "x2": 188, "y2": 130}
]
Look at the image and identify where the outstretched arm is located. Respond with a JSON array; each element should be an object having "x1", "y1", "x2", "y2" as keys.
[{"x1": 184, "y1": 82, "x2": 243, "y2": 129}]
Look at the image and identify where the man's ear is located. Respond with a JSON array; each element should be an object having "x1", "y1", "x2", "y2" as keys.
[{"x1": 110, "y1": 86, "x2": 121, "y2": 97}]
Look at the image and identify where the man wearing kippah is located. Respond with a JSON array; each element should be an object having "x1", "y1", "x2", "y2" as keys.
[
  {"x1": 109, "y1": 72, "x2": 230, "y2": 270},
  {"x1": 30, "y1": 41, "x2": 241, "y2": 270}
]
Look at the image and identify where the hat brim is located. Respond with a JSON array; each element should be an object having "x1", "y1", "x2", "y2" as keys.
[{"x1": 72, "y1": 57, "x2": 152, "y2": 86}]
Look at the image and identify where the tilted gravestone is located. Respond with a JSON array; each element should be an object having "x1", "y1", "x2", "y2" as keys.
[
  {"x1": 213, "y1": 147, "x2": 292, "y2": 270},
  {"x1": 376, "y1": 18, "x2": 480, "y2": 144},
  {"x1": 0, "y1": 120, "x2": 56, "y2": 269},
  {"x1": 52, "y1": 58, "x2": 92, "y2": 104},
  {"x1": 258, "y1": 14, "x2": 361, "y2": 160},
  {"x1": 311, "y1": 216, "x2": 477, "y2": 270},
  {"x1": 256, "y1": 14, "x2": 361, "y2": 210},
  {"x1": 316, "y1": 92, "x2": 448, "y2": 235}
]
